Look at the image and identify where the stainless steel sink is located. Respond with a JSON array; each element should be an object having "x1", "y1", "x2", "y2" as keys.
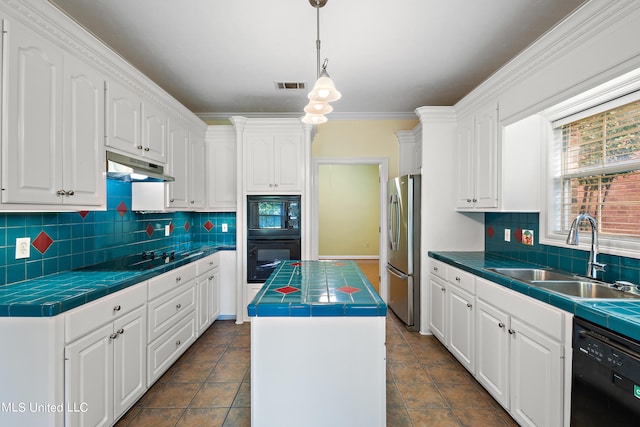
[
  {"x1": 529, "y1": 280, "x2": 640, "y2": 299},
  {"x1": 485, "y1": 267, "x2": 640, "y2": 299},
  {"x1": 486, "y1": 268, "x2": 576, "y2": 282}
]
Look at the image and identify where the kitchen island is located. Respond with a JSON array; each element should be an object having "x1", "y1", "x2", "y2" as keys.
[{"x1": 247, "y1": 260, "x2": 387, "y2": 427}]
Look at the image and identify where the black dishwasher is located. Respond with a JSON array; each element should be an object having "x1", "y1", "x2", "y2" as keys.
[{"x1": 571, "y1": 317, "x2": 640, "y2": 426}]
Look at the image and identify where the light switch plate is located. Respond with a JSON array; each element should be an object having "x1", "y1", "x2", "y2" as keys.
[
  {"x1": 504, "y1": 228, "x2": 511, "y2": 242},
  {"x1": 222, "y1": 223, "x2": 228, "y2": 233},
  {"x1": 16, "y1": 237, "x2": 31, "y2": 259}
]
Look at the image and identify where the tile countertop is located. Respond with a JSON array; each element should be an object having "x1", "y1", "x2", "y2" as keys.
[
  {"x1": 247, "y1": 260, "x2": 387, "y2": 317},
  {"x1": 429, "y1": 251, "x2": 640, "y2": 342},
  {"x1": 0, "y1": 245, "x2": 235, "y2": 317}
]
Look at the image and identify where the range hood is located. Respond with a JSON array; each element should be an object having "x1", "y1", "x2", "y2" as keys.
[{"x1": 106, "y1": 151, "x2": 175, "y2": 182}]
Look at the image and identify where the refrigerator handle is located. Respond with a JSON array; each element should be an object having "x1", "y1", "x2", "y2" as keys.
[
  {"x1": 388, "y1": 194, "x2": 399, "y2": 251},
  {"x1": 386, "y1": 264, "x2": 409, "y2": 280}
]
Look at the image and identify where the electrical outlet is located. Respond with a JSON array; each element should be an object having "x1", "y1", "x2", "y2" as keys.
[
  {"x1": 221, "y1": 223, "x2": 228, "y2": 233},
  {"x1": 16, "y1": 237, "x2": 31, "y2": 259},
  {"x1": 165, "y1": 225, "x2": 171, "y2": 236},
  {"x1": 504, "y1": 228, "x2": 511, "y2": 242}
]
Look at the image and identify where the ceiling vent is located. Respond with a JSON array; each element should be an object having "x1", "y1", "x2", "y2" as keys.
[{"x1": 275, "y1": 82, "x2": 306, "y2": 90}]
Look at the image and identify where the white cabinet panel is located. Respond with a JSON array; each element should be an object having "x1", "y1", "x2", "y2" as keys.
[
  {"x1": 206, "y1": 126, "x2": 236, "y2": 210},
  {"x1": 106, "y1": 80, "x2": 142, "y2": 156}
]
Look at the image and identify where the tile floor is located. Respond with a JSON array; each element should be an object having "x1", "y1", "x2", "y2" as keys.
[{"x1": 115, "y1": 313, "x2": 518, "y2": 427}]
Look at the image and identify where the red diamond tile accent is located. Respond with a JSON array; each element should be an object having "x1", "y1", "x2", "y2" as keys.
[
  {"x1": 514, "y1": 227, "x2": 523, "y2": 243},
  {"x1": 184, "y1": 221, "x2": 190, "y2": 232},
  {"x1": 332, "y1": 262, "x2": 345, "y2": 266},
  {"x1": 117, "y1": 201, "x2": 128, "y2": 217},
  {"x1": 169, "y1": 222, "x2": 175, "y2": 234},
  {"x1": 32, "y1": 231, "x2": 54, "y2": 254},
  {"x1": 337, "y1": 286, "x2": 361, "y2": 295},
  {"x1": 275, "y1": 286, "x2": 300, "y2": 295},
  {"x1": 146, "y1": 224, "x2": 155, "y2": 237},
  {"x1": 78, "y1": 211, "x2": 89, "y2": 219},
  {"x1": 203, "y1": 220, "x2": 214, "y2": 232},
  {"x1": 290, "y1": 262, "x2": 302, "y2": 267},
  {"x1": 486, "y1": 225, "x2": 495, "y2": 239}
]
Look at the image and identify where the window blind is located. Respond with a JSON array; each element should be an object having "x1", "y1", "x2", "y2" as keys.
[{"x1": 556, "y1": 99, "x2": 640, "y2": 236}]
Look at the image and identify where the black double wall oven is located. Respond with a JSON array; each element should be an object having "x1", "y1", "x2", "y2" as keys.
[{"x1": 247, "y1": 195, "x2": 301, "y2": 283}]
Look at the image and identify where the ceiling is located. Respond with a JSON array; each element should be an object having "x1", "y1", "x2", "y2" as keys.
[{"x1": 48, "y1": 0, "x2": 586, "y2": 120}]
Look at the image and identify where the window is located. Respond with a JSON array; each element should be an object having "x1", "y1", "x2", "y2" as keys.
[
  {"x1": 541, "y1": 68, "x2": 640, "y2": 257},
  {"x1": 556, "y1": 99, "x2": 640, "y2": 237}
]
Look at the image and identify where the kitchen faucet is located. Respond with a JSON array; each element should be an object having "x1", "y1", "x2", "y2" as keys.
[{"x1": 566, "y1": 213, "x2": 606, "y2": 279}]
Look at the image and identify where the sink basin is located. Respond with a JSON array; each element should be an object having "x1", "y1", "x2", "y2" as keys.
[
  {"x1": 486, "y1": 268, "x2": 576, "y2": 282},
  {"x1": 529, "y1": 280, "x2": 640, "y2": 299}
]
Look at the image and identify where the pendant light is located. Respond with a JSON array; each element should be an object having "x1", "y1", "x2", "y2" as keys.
[{"x1": 302, "y1": 0, "x2": 340, "y2": 124}]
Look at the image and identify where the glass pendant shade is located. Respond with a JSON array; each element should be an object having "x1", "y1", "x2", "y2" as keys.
[
  {"x1": 303, "y1": 99, "x2": 333, "y2": 115},
  {"x1": 308, "y1": 70, "x2": 341, "y2": 103},
  {"x1": 301, "y1": 113, "x2": 328, "y2": 124}
]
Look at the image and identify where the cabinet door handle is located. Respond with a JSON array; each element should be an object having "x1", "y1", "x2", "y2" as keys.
[
  {"x1": 66, "y1": 190, "x2": 75, "y2": 196},
  {"x1": 176, "y1": 303, "x2": 182, "y2": 310},
  {"x1": 269, "y1": 184, "x2": 274, "y2": 188},
  {"x1": 57, "y1": 190, "x2": 66, "y2": 196},
  {"x1": 466, "y1": 303, "x2": 472, "y2": 308},
  {"x1": 441, "y1": 287, "x2": 446, "y2": 292},
  {"x1": 109, "y1": 333, "x2": 118, "y2": 340},
  {"x1": 116, "y1": 328, "x2": 124, "y2": 335},
  {"x1": 472, "y1": 198, "x2": 477, "y2": 202},
  {"x1": 170, "y1": 199, "x2": 175, "y2": 203},
  {"x1": 498, "y1": 322, "x2": 505, "y2": 328},
  {"x1": 466, "y1": 198, "x2": 472, "y2": 203},
  {"x1": 137, "y1": 145, "x2": 143, "y2": 150},
  {"x1": 176, "y1": 340, "x2": 181, "y2": 346},
  {"x1": 113, "y1": 305, "x2": 122, "y2": 312},
  {"x1": 144, "y1": 147, "x2": 150, "y2": 151},
  {"x1": 190, "y1": 200, "x2": 195, "y2": 204},
  {"x1": 508, "y1": 328, "x2": 516, "y2": 335}
]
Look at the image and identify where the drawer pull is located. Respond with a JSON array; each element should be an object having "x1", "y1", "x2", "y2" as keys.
[
  {"x1": 116, "y1": 328, "x2": 124, "y2": 335},
  {"x1": 498, "y1": 322, "x2": 505, "y2": 328},
  {"x1": 176, "y1": 303, "x2": 182, "y2": 310},
  {"x1": 109, "y1": 332, "x2": 118, "y2": 340},
  {"x1": 455, "y1": 276, "x2": 461, "y2": 282},
  {"x1": 113, "y1": 305, "x2": 122, "y2": 312},
  {"x1": 176, "y1": 340, "x2": 181, "y2": 346},
  {"x1": 433, "y1": 266, "x2": 438, "y2": 272},
  {"x1": 176, "y1": 276, "x2": 182, "y2": 282}
]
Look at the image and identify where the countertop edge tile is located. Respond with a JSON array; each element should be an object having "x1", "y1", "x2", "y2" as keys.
[{"x1": 429, "y1": 251, "x2": 640, "y2": 341}]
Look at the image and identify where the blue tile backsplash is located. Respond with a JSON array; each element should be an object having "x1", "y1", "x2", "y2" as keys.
[
  {"x1": 0, "y1": 179, "x2": 236, "y2": 286},
  {"x1": 485, "y1": 212, "x2": 640, "y2": 285}
]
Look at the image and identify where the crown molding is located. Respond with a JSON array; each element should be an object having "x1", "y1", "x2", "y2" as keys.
[
  {"x1": 454, "y1": 0, "x2": 640, "y2": 119},
  {"x1": 4, "y1": 0, "x2": 205, "y2": 129},
  {"x1": 197, "y1": 111, "x2": 418, "y2": 122}
]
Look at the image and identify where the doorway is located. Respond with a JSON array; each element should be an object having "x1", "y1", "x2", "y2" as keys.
[{"x1": 311, "y1": 157, "x2": 389, "y2": 300}]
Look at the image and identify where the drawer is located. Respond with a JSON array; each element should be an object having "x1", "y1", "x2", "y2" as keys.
[
  {"x1": 147, "y1": 311, "x2": 197, "y2": 386},
  {"x1": 65, "y1": 281, "x2": 147, "y2": 343},
  {"x1": 447, "y1": 266, "x2": 475, "y2": 294},
  {"x1": 428, "y1": 258, "x2": 446, "y2": 280},
  {"x1": 147, "y1": 280, "x2": 196, "y2": 343},
  {"x1": 197, "y1": 253, "x2": 219, "y2": 276},
  {"x1": 148, "y1": 263, "x2": 197, "y2": 300}
]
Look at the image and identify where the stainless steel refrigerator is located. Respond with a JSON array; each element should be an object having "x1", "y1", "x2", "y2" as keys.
[{"x1": 386, "y1": 174, "x2": 421, "y2": 331}]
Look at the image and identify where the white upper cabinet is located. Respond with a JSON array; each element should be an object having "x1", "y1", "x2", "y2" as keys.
[
  {"x1": 245, "y1": 134, "x2": 303, "y2": 193},
  {"x1": 166, "y1": 120, "x2": 190, "y2": 208},
  {"x1": 189, "y1": 133, "x2": 206, "y2": 209},
  {"x1": 456, "y1": 102, "x2": 499, "y2": 210},
  {"x1": 106, "y1": 80, "x2": 167, "y2": 164},
  {"x1": 205, "y1": 126, "x2": 236, "y2": 211},
  {"x1": 2, "y1": 18, "x2": 104, "y2": 207}
]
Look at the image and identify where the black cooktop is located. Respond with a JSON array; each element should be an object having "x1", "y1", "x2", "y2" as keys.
[{"x1": 77, "y1": 251, "x2": 179, "y2": 271}]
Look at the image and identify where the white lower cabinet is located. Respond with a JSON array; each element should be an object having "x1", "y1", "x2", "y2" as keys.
[
  {"x1": 428, "y1": 259, "x2": 476, "y2": 373},
  {"x1": 197, "y1": 254, "x2": 221, "y2": 335},
  {"x1": 65, "y1": 284, "x2": 147, "y2": 427},
  {"x1": 147, "y1": 312, "x2": 197, "y2": 385},
  {"x1": 475, "y1": 277, "x2": 565, "y2": 427}
]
